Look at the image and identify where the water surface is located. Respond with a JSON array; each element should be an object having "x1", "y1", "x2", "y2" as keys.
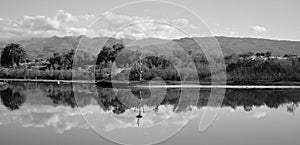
[{"x1": 0, "y1": 82, "x2": 299, "y2": 145}]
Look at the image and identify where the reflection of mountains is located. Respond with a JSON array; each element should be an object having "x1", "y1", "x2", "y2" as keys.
[{"x1": 1, "y1": 82, "x2": 300, "y2": 114}]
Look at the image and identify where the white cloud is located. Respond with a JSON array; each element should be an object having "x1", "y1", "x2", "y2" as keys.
[
  {"x1": 229, "y1": 31, "x2": 236, "y2": 36},
  {"x1": 56, "y1": 10, "x2": 78, "y2": 24},
  {"x1": 65, "y1": 27, "x2": 88, "y2": 36},
  {"x1": 0, "y1": 11, "x2": 199, "y2": 40},
  {"x1": 249, "y1": 25, "x2": 267, "y2": 33},
  {"x1": 21, "y1": 15, "x2": 60, "y2": 31},
  {"x1": 88, "y1": 12, "x2": 199, "y2": 39},
  {"x1": 112, "y1": 21, "x2": 188, "y2": 39},
  {"x1": 0, "y1": 10, "x2": 96, "y2": 40}
]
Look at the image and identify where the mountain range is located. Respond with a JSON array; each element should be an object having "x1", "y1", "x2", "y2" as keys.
[{"x1": 1, "y1": 36, "x2": 300, "y2": 59}]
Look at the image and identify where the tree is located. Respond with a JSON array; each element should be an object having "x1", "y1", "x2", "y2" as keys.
[
  {"x1": 265, "y1": 51, "x2": 272, "y2": 57},
  {"x1": 63, "y1": 49, "x2": 75, "y2": 69},
  {"x1": 96, "y1": 42, "x2": 125, "y2": 65},
  {"x1": 0, "y1": 43, "x2": 26, "y2": 68},
  {"x1": 48, "y1": 49, "x2": 75, "y2": 70}
]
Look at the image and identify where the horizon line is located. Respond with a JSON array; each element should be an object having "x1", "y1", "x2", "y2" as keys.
[{"x1": 1, "y1": 35, "x2": 300, "y2": 43}]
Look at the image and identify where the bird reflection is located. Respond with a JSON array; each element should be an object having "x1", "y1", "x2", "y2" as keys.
[{"x1": 135, "y1": 89, "x2": 144, "y2": 127}]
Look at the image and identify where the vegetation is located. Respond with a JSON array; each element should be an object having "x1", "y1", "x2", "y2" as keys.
[
  {"x1": 48, "y1": 49, "x2": 75, "y2": 70},
  {"x1": 0, "y1": 43, "x2": 26, "y2": 68},
  {"x1": 1, "y1": 41, "x2": 300, "y2": 85},
  {"x1": 225, "y1": 52, "x2": 300, "y2": 84},
  {"x1": 95, "y1": 41, "x2": 300, "y2": 84}
]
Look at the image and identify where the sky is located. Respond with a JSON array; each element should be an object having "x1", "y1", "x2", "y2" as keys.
[{"x1": 0, "y1": 0, "x2": 299, "y2": 40}]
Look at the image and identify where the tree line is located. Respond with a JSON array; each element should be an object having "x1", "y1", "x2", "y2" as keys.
[{"x1": 1, "y1": 42, "x2": 300, "y2": 84}]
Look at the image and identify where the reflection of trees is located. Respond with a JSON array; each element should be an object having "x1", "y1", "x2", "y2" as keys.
[
  {"x1": 42, "y1": 83, "x2": 96, "y2": 108},
  {"x1": 95, "y1": 86, "x2": 181, "y2": 113},
  {"x1": 161, "y1": 88, "x2": 181, "y2": 111},
  {"x1": 0, "y1": 87, "x2": 26, "y2": 110},
  {"x1": 222, "y1": 89, "x2": 300, "y2": 112},
  {"x1": 43, "y1": 84, "x2": 77, "y2": 108},
  {"x1": 286, "y1": 103, "x2": 298, "y2": 114},
  {"x1": 95, "y1": 87, "x2": 128, "y2": 114},
  {"x1": 2, "y1": 82, "x2": 300, "y2": 114},
  {"x1": 95, "y1": 87, "x2": 300, "y2": 114}
]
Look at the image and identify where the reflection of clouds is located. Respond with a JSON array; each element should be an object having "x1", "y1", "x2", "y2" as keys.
[
  {"x1": 0, "y1": 103, "x2": 201, "y2": 133},
  {"x1": 82, "y1": 105, "x2": 199, "y2": 132},
  {"x1": 249, "y1": 111, "x2": 267, "y2": 119},
  {"x1": 230, "y1": 108, "x2": 236, "y2": 112},
  {"x1": 0, "y1": 104, "x2": 91, "y2": 133},
  {"x1": 115, "y1": 105, "x2": 192, "y2": 127}
]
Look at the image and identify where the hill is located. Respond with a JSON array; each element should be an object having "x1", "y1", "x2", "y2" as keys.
[
  {"x1": 0, "y1": 36, "x2": 132, "y2": 59},
  {"x1": 174, "y1": 37, "x2": 300, "y2": 56},
  {"x1": 1, "y1": 36, "x2": 300, "y2": 59},
  {"x1": 215, "y1": 36, "x2": 300, "y2": 56}
]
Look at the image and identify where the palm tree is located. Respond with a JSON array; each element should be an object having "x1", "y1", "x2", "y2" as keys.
[{"x1": 0, "y1": 43, "x2": 26, "y2": 68}]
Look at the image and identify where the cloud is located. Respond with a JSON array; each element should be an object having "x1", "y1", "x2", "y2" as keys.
[
  {"x1": 229, "y1": 31, "x2": 236, "y2": 36},
  {"x1": 65, "y1": 27, "x2": 88, "y2": 36},
  {"x1": 0, "y1": 11, "x2": 199, "y2": 40},
  {"x1": 249, "y1": 25, "x2": 267, "y2": 33},
  {"x1": 87, "y1": 12, "x2": 199, "y2": 39},
  {"x1": 56, "y1": 10, "x2": 78, "y2": 24},
  {"x1": 0, "y1": 10, "x2": 96, "y2": 40},
  {"x1": 112, "y1": 22, "x2": 188, "y2": 39}
]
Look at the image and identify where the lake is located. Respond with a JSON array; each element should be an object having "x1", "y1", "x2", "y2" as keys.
[{"x1": 0, "y1": 82, "x2": 299, "y2": 145}]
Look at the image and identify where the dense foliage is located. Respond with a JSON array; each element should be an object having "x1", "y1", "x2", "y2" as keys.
[
  {"x1": 225, "y1": 53, "x2": 300, "y2": 84},
  {"x1": 1, "y1": 42, "x2": 300, "y2": 84},
  {"x1": 48, "y1": 49, "x2": 75, "y2": 70},
  {"x1": 0, "y1": 43, "x2": 26, "y2": 68}
]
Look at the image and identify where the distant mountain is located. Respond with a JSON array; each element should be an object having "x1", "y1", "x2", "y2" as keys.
[
  {"x1": 1, "y1": 36, "x2": 300, "y2": 59},
  {"x1": 0, "y1": 36, "x2": 132, "y2": 59},
  {"x1": 215, "y1": 36, "x2": 300, "y2": 56},
  {"x1": 174, "y1": 37, "x2": 300, "y2": 56},
  {"x1": 126, "y1": 37, "x2": 170, "y2": 47}
]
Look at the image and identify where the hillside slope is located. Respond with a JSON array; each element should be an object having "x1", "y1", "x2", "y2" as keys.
[{"x1": 1, "y1": 36, "x2": 300, "y2": 59}]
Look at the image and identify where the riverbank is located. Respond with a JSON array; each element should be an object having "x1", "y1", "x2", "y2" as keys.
[
  {"x1": 1, "y1": 78, "x2": 300, "y2": 88},
  {"x1": 0, "y1": 78, "x2": 95, "y2": 84}
]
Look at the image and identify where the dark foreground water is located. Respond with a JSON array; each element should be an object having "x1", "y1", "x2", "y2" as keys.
[{"x1": 0, "y1": 82, "x2": 300, "y2": 145}]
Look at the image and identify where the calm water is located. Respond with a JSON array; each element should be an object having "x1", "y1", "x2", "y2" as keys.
[{"x1": 0, "y1": 82, "x2": 300, "y2": 145}]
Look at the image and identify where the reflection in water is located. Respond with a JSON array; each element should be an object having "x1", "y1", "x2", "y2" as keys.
[
  {"x1": 0, "y1": 83, "x2": 89, "y2": 133},
  {"x1": 222, "y1": 89, "x2": 300, "y2": 113},
  {"x1": 0, "y1": 82, "x2": 299, "y2": 132},
  {"x1": 0, "y1": 86, "x2": 26, "y2": 111},
  {"x1": 44, "y1": 85, "x2": 77, "y2": 108}
]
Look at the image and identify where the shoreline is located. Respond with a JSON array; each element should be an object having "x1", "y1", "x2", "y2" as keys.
[
  {"x1": 133, "y1": 85, "x2": 300, "y2": 89},
  {"x1": 1, "y1": 78, "x2": 300, "y2": 89},
  {"x1": 0, "y1": 78, "x2": 95, "y2": 84}
]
